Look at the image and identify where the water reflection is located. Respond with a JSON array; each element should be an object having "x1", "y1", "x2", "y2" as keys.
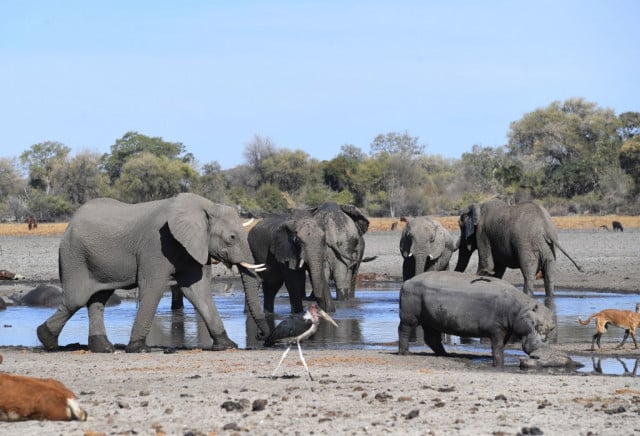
[
  {"x1": 573, "y1": 355, "x2": 640, "y2": 376},
  {"x1": 1, "y1": 287, "x2": 639, "y2": 375}
]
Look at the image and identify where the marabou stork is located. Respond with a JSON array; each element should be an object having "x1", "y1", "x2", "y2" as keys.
[{"x1": 265, "y1": 304, "x2": 338, "y2": 380}]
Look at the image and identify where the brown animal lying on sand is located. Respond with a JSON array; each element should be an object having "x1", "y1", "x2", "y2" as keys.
[
  {"x1": 578, "y1": 306, "x2": 640, "y2": 351},
  {"x1": 0, "y1": 270, "x2": 25, "y2": 280},
  {"x1": 0, "y1": 354, "x2": 87, "y2": 421}
]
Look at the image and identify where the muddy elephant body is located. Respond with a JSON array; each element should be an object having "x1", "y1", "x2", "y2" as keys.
[
  {"x1": 398, "y1": 271, "x2": 555, "y2": 367},
  {"x1": 37, "y1": 193, "x2": 269, "y2": 353},
  {"x1": 399, "y1": 216, "x2": 457, "y2": 280},
  {"x1": 310, "y1": 202, "x2": 374, "y2": 300},
  {"x1": 248, "y1": 211, "x2": 335, "y2": 314},
  {"x1": 454, "y1": 199, "x2": 582, "y2": 297}
]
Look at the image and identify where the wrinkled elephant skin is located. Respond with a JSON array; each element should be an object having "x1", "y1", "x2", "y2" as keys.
[
  {"x1": 37, "y1": 193, "x2": 269, "y2": 353},
  {"x1": 398, "y1": 271, "x2": 556, "y2": 367},
  {"x1": 454, "y1": 199, "x2": 582, "y2": 297},
  {"x1": 248, "y1": 211, "x2": 335, "y2": 314},
  {"x1": 399, "y1": 216, "x2": 457, "y2": 280}
]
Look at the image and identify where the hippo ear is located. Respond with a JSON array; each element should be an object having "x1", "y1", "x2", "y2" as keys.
[{"x1": 168, "y1": 193, "x2": 210, "y2": 265}]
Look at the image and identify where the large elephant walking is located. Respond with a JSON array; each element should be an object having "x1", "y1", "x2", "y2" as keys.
[
  {"x1": 454, "y1": 198, "x2": 583, "y2": 296},
  {"x1": 248, "y1": 211, "x2": 335, "y2": 314},
  {"x1": 37, "y1": 193, "x2": 269, "y2": 353},
  {"x1": 310, "y1": 202, "x2": 375, "y2": 300},
  {"x1": 399, "y1": 216, "x2": 457, "y2": 280}
]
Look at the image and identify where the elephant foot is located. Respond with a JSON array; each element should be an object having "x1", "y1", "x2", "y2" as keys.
[
  {"x1": 336, "y1": 288, "x2": 349, "y2": 300},
  {"x1": 88, "y1": 335, "x2": 115, "y2": 353},
  {"x1": 37, "y1": 322, "x2": 59, "y2": 351},
  {"x1": 125, "y1": 339, "x2": 151, "y2": 353},
  {"x1": 255, "y1": 318, "x2": 271, "y2": 340},
  {"x1": 211, "y1": 331, "x2": 238, "y2": 351}
]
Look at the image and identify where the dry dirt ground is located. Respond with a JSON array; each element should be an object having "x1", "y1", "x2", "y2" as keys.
[{"x1": 0, "y1": 228, "x2": 639, "y2": 435}]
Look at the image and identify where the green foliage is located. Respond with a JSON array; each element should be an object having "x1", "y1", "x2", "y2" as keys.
[
  {"x1": 102, "y1": 131, "x2": 188, "y2": 182},
  {"x1": 51, "y1": 151, "x2": 110, "y2": 205},
  {"x1": 114, "y1": 153, "x2": 197, "y2": 203},
  {"x1": 619, "y1": 136, "x2": 640, "y2": 194},
  {"x1": 20, "y1": 141, "x2": 70, "y2": 194},
  {"x1": 28, "y1": 192, "x2": 73, "y2": 221},
  {"x1": 255, "y1": 183, "x2": 288, "y2": 214},
  {"x1": 0, "y1": 158, "x2": 24, "y2": 201}
]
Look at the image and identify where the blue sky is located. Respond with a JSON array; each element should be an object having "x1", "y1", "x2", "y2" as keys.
[{"x1": 2, "y1": 1, "x2": 639, "y2": 170}]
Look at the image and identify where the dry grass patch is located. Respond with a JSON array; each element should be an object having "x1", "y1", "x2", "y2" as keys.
[
  {"x1": 370, "y1": 215, "x2": 639, "y2": 232},
  {"x1": 0, "y1": 223, "x2": 68, "y2": 236}
]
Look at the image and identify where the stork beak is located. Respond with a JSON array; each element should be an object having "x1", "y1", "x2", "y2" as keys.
[{"x1": 317, "y1": 308, "x2": 339, "y2": 328}]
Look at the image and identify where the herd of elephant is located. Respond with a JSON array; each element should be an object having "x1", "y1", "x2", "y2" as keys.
[{"x1": 35, "y1": 193, "x2": 582, "y2": 365}]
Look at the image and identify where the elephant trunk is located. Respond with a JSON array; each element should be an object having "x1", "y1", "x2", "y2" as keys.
[
  {"x1": 308, "y1": 261, "x2": 336, "y2": 313},
  {"x1": 239, "y1": 267, "x2": 270, "y2": 339},
  {"x1": 413, "y1": 253, "x2": 429, "y2": 276},
  {"x1": 454, "y1": 243, "x2": 473, "y2": 272}
]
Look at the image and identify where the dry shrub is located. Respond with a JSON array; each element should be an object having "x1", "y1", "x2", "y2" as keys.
[{"x1": 0, "y1": 223, "x2": 68, "y2": 236}]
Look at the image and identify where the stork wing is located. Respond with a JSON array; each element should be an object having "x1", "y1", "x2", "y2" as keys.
[{"x1": 264, "y1": 316, "x2": 312, "y2": 346}]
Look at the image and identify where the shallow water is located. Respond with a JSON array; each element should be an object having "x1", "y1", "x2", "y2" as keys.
[{"x1": 1, "y1": 286, "x2": 638, "y2": 375}]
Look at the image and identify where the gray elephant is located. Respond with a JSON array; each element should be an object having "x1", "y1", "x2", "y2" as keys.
[
  {"x1": 17, "y1": 284, "x2": 122, "y2": 308},
  {"x1": 399, "y1": 216, "x2": 457, "y2": 280},
  {"x1": 248, "y1": 211, "x2": 335, "y2": 314},
  {"x1": 398, "y1": 271, "x2": 556, "y2": 367},
  {"x1": 454, "y1": 198, "x2": 583, "y2": 297},
  {"x1": 37, "y1": 193, "x2": 269, "y2": 353},
  {"x1": 310, "y1": 202, "x2": 375, "y2": 300}
]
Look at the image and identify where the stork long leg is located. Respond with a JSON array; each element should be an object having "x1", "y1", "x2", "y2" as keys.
[
  {"x1": 271, "y1": 344, "x2": 293, "y2": 379},
  {"x1": 297, "y1": 341, "x2": 313, "y2": 381}
]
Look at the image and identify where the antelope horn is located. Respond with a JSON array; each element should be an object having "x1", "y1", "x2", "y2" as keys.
[{"x1": 242, "y1": 218, "x2": 255, "y2": 227}]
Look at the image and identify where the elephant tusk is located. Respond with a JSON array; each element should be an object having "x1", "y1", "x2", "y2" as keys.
[
  {"x1": 210, "y1": 257, "x2": 221, "y2": 265},
  {"x1": 240, "y1": 261, "x2": 266, "y2": 270},
  {"x1": 408, "y1": 252, "x2": 414, "y2": 257},
  {"x1": 242, "y1": 218, "x2": 255, "y2": 227},
  {"x1": 298, "y1": 259, "x2": 305, "y2": 269}
]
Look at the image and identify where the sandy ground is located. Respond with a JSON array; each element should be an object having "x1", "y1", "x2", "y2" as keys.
[{"x1": 1, "y1": 228, "x2": 640, "y2": 435}]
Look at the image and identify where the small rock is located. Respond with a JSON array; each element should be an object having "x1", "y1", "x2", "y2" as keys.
[
  {"x1": 117, "y1": 400, "x2": 130, "y2": 409},
  {"x1": 405, "y1": 409, "x2": 419, "y2": 419},
  {"x1": 139, "y1": 390, "x2": 150, "y2": 396},
  {"x1": 223, "y1": 423, "x2": 240, "y2": 431},
  {"x1": 221, "y1": 401, "x2": 244, "y2": 412},
  {"x1": 252, "y1": 399, "x2": 268, "y2": 411},
  {"x1": 494, "y1": 394, "x2": 507, "y2": 401}
]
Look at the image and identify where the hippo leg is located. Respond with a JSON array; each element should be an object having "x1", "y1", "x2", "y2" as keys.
[{"x1": 423, "y1": 327, "x2": 447, "y2": 356}]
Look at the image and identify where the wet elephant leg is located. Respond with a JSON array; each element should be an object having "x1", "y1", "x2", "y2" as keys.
[
  {"x1": 398, "y1": 322, "x2": 413, "y2": 354},
  {"x1": 262, "y1": 280, "x2": 284, "y2": 314},
  {"x1": 283, "y1": 271, "x2": 306, "y2": 313},
  {"x1": 170, "y1": 284, "x2": 184, "y2": 310},
  {"x1": 87, "y1": 290, "x2": 116, "y2": 353},
  {"x1": 126, "y1": 280, "x2": 165, "y2": 352},
  {"x1": 37, "y1": 304, "x2": 80, "y2": 350}
]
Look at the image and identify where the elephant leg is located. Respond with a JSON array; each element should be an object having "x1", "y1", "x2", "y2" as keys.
[
  {"x1": 262, "y1": 280, "x2": 284, "y2": 314},
  {"x1": 542, "y1": 261, "x2": 556, "y2": 297},
  {"x1": 37, "y1": 304, "x2": 80, "y2": 351},
  {"x1": 126, "y1": 279, "x2": 166, "y2": 353},
  {"x1": 181, "y1": 279, "x2": 238, "y2": 351},
  {"x1": 170, "y1": 284, "x2": 184, "y2": 310},
  {"x1": 283, "y1": 271, "x2": 306, "y2": 313},
  {"x1": 423, "y1": 326, "x2": 446, "y2": 356},
  {"x1": 332, "y1": 261, "x2": 350, "y2": 301},
  {"x1": 87, "y1": 290, "x2": 116, "y2": 353}
]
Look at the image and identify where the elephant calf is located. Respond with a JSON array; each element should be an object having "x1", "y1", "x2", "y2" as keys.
[{"x1": 398, "y1": 271, "x2": 555, "y2": 367}]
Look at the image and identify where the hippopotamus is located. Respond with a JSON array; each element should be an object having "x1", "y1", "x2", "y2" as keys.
[
  {"x1": 398, "y1": 271, "x2": 555, "y2": 367},
  {"x1": 17, "y1": 285, "x2": 122, "y2": 308}
]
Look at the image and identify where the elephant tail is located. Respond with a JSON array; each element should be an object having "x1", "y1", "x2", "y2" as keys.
[
  {"x1": 577, "y1": 315, "x2": 596, "y2": 326},
  {"x1": 547, "y1": 235, "x2": 584, "y2": 272}
]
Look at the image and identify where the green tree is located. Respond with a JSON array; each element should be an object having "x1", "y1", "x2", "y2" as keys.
[
  {"x1": 255, "y1": 183, "x2": 288, "y2": 213},
  {"x1": 191, "y1": 161, "x2": 229, "y2": 203},
  {"x1": 102, "y1": 131, "x2": 190, "y2": 183},
  {"x1": 262, "y1": 149, "x2": 312, "y2": 194},
  {"x1": 114, "y1": 153, "x2": 197, "y2": 203},
  {"x1": 618, "y1": 111, "x2": 640, "y2": 141},
  {"x1": 0, "y1": 158, "x2": 24, "y2": 201},
  {"x1": 51, "y1": 151, "x2": 110, "y2": 205},
  {"x1": 20, "y1": 141, "x2": 70, "y2": 194},
  {"x1": 619, "y1": 136, "x2": 640, "y2": 195},
  {"x1": 507, "y1": 98, "x2": 622, "y2": 198}
]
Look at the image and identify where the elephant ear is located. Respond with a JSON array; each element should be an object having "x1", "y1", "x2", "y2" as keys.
[
  {"x1": 399, "y1": 221, "x2": 413, "y2": 256},
  {"x1": 339, "y1": 204, "x2": 370, "y2": 235},
  {"x1": 461, "y1": 204, "x2": 479, "y2": 240},
  {"x1": 167, "y1": 193, "x2": 210, "y2": 265},
  {"x1": 273, "y1": 220, "x2": 300, "y2": 269}
]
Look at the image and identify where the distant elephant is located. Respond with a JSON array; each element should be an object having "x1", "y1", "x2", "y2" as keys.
[
  {"x1": 399, "y1": 216, "x2": 458, "y2": 280},
  {"x1": 310, "y1": 202, "x2": 376, "y2": 300},
  {"x1": 248, "y1": 211, "x2": 335, "y2": 314},
  {"x1": 454, "y1": 198, "x2": 583, "y2": 297},
  {"x1": 19, "y1": 285, "x2": 122, "y2": 307},
  {"x1": 398, "y1": 271, "x2": 556, "y2": 367},
  {"x1": 37, "y1": 193, "x2": 269, "y2": 353}
]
